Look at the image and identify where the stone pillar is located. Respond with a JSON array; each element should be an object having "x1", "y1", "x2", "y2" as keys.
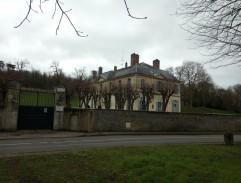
[
  {"x1": 4, "y1": 80, "x2": 20, "y2": 131},
  {"x1": 53, "y1": 86, "x2": 66, "y2": 130}
]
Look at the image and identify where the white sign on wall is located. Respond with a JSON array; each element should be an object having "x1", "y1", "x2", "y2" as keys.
[
  {"x1": 44, "y1": 108, "x2": 48, "y2": 113},
  {"x1": 56, "y1": 105, "x2": 64, "y2": 112},
  {"x1": 126, "y1": 123, "x2": 131, "y2": 128},
  {"x1": 57, "y1": 87, "x2": 65, "y2": 93}
]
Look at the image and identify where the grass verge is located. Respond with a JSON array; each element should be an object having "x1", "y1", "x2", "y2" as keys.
[{"x1": 0, "y1": 144, "x2": 241, "y2": 183}]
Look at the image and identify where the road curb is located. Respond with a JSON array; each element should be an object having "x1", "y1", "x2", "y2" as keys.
[{"x1": 1, "y1": 131, "x2": 241, "y2": 140}]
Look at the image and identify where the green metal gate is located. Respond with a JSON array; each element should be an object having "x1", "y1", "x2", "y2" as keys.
[{"x1": 17, "y1": 91, "x2": 55, "y2": 130}]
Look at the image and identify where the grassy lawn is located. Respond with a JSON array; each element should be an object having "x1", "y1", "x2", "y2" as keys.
[
  {"x1": 182, "y1": 106, "x2": 241, "y2": 115},
  {"x1": 1, "y1": 144, "x2": 241, "y2": 183}
]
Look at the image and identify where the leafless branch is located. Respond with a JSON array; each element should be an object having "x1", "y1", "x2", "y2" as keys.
[
  {"x1": 177, "y1": 0, "x2": 241, "y2": 67},
  {"x1": 55, "y1": 0, "x2": 88, "y2": 37},
  {"x1": 123, "y1": 0, "x2": 147, "y2": 19},
  {"x1": 14, "y1": 0, "x2": 33, "y2": 28},
  {"x1": 15, "y1": 0, "x2": 145, "y2": 37}
]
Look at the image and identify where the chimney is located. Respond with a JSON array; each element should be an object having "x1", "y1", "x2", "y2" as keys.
[
  {"x1": 125, "y1": 62, "x2": 128, "y2": 68},
  {"x1": 131, "y1": 53, "x2": 139, "y2": 66},
  {"x1": 98, "y1": 67, "x2": 102, "y2": 76},
  {"x1": 92, "y1": 70, "x2": 97, "y2": 79},
  {"x1": 153, "y1": 59, "x2": 160, "y2": 69},
  {"x1": 114, "y1": 66, "x2": 117, "y2": 71}
]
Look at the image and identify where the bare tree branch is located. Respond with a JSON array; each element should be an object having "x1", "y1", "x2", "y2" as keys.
[
  {"x1": 55, "y1": 0, "x2": 87, "y2": 37},
  {"x1": 14, "y1": 0, "x2": 33, "y2": 28},
  {"x1": 15, "y1": 0, "x2": 146, "y2": 37},
  {"x1": 123, "y1": 0, "x2": 147, "y2": 19},
  {"x1": 178, "y1": 0, "x2": 241, "y2": 67}
]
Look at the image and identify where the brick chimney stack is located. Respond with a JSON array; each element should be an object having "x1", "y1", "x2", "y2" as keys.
[
  {"x1": 98, "y1": 67, "x2": 102, "y2": 76},
  {"x1": 125, "y1": 62, "x2": 128, "y2": 68},
  {"x1": 153, "y1": 59, "x2": 160, "y2": 69},
  {"x1": 92, "y1": 70, "x2": 97, "y2": 79},
  {"x1": 131, "y1": 53, "x2": 139, "y2": 66},
  {"x1": 114, "y1": 66, "x2": 117, "y2": 71}
]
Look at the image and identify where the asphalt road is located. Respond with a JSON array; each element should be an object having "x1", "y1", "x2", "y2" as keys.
[{"x1": 1, "y1": 135, "x2": 241, "y2": 155}]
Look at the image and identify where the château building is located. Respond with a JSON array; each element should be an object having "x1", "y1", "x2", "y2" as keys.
[{"x1": 91, "y1": 53, "x2": 181, "y2": 112}]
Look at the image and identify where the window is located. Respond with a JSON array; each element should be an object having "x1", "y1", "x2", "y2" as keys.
[
  {"x1": 174, "y1": 84, "x2": 178, "y2": 94},
  {"x1": 141, "y1": 78, "x2": 145, "y2": 87},
  {"x1": 156, "y1": 81, "x2": 160, "y2": 92},
  {"x1": 118, "y1": 80, "x2": 122, "y2": 88},
  {"x1": 100, "y1": 84, "x2": 102, "y2": 91},
  {"x1": 156, "y1": 81, "x2": 163, "y2": 92},
  {"x1": 109, "y1": 82, "x2": 112, "y2": 90},
  {"x1": 172, "y1": 100, "x2": 179, "y2": 112},
  {"x1": 127, "y1": 78, "x2": 131, "y2": 88}
]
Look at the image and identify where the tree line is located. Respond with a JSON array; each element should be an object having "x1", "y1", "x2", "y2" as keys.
[
  {"x1": 0, "y1": 59, "x2": 240, "y2": 113},
  {"x1": 167, "y1": 61, "x2": 241, "y2": 113}
]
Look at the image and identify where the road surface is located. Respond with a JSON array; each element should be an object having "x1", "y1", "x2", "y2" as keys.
[{"x1": 1, "y1": 135, "x2": 241, "y2": 155}]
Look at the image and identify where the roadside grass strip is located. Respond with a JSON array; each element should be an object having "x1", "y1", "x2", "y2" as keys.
[{"x1": 0, "y1": 143, "x2": 241, "y2": 183}]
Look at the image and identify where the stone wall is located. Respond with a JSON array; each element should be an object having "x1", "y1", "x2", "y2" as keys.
[
  {"x1": 64, "y1": 108, "x2": 241, "y2": 133},
  {"x1": 0, "y1": 107, "x2": 4, "y2": 130}
]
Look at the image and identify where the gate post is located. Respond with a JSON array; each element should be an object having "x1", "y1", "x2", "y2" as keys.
[
  {"x1": 4, "y1": 80, "x2": 20, "y2": 131},
  {"x1": 53, "y1": 86, "x2": 66, "y2": 130}
]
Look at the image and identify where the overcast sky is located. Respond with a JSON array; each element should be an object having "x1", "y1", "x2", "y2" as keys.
[{"x1": 0, "y1": 0, "x2": 240, "y2": 88}]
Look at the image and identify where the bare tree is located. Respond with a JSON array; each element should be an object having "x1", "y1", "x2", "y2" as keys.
[
  {"x1": 6, "y1": 64, "x2": 16, "y2": 71},
  {"x1": 15, "y1": 59, "x2": 29, "y2": 71},
  {"x1": 100, "y1": 86, "x2": 113, "y2": 109},
  {"x1": 157, "y1": 80, "x2": 175, "y2": 112},
  {"x1": 72, "y1": 67, "x2": 88, "y2": 108},
  {"x1": 140, "y1": 84, "x2": 154, "y2": 111},
  {"x1": 232, "y1": 84, "x2": 241, "y2": 113},
  {"x1": 178, "y1": 0, "x2": 241, "y2": 67},
  {"x1": 75, "y1": 80, "x2": 88, "y2": 108},
  {"x1": 172, "y1": 61, "x2": 209, "y2": 107},
  {"x1": 73, "y1": 67, "x2": 87, "y2": 81},
  {"x1": 112, "y1": 85, "x2": 127, "y2": 110},
  {"x1": 0, "y1": 61, "x2": 5, "y2": 71},
  {"x1": 126, "y1": 87, "x2": 139, "y2": 110},
  {"x1": 50, "y1": 61, "x2": 62, "y2": 84},
  {"x1": 61, "y1": 76, "x2": 75, "y2": 106},
  {"x1": 90, "y1": 86, "x2": 101, "y2": 109},
  {"x1": 15, "y1": 0, "x2": 146, "y2": 37},
  {"x1": 0, "y1": 80, "x2": 7, "y2": 106}
]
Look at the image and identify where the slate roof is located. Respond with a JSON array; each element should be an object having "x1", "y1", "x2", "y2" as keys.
[{"x1": 97, "y1": 62, "x2": 178, "y2": 82}]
